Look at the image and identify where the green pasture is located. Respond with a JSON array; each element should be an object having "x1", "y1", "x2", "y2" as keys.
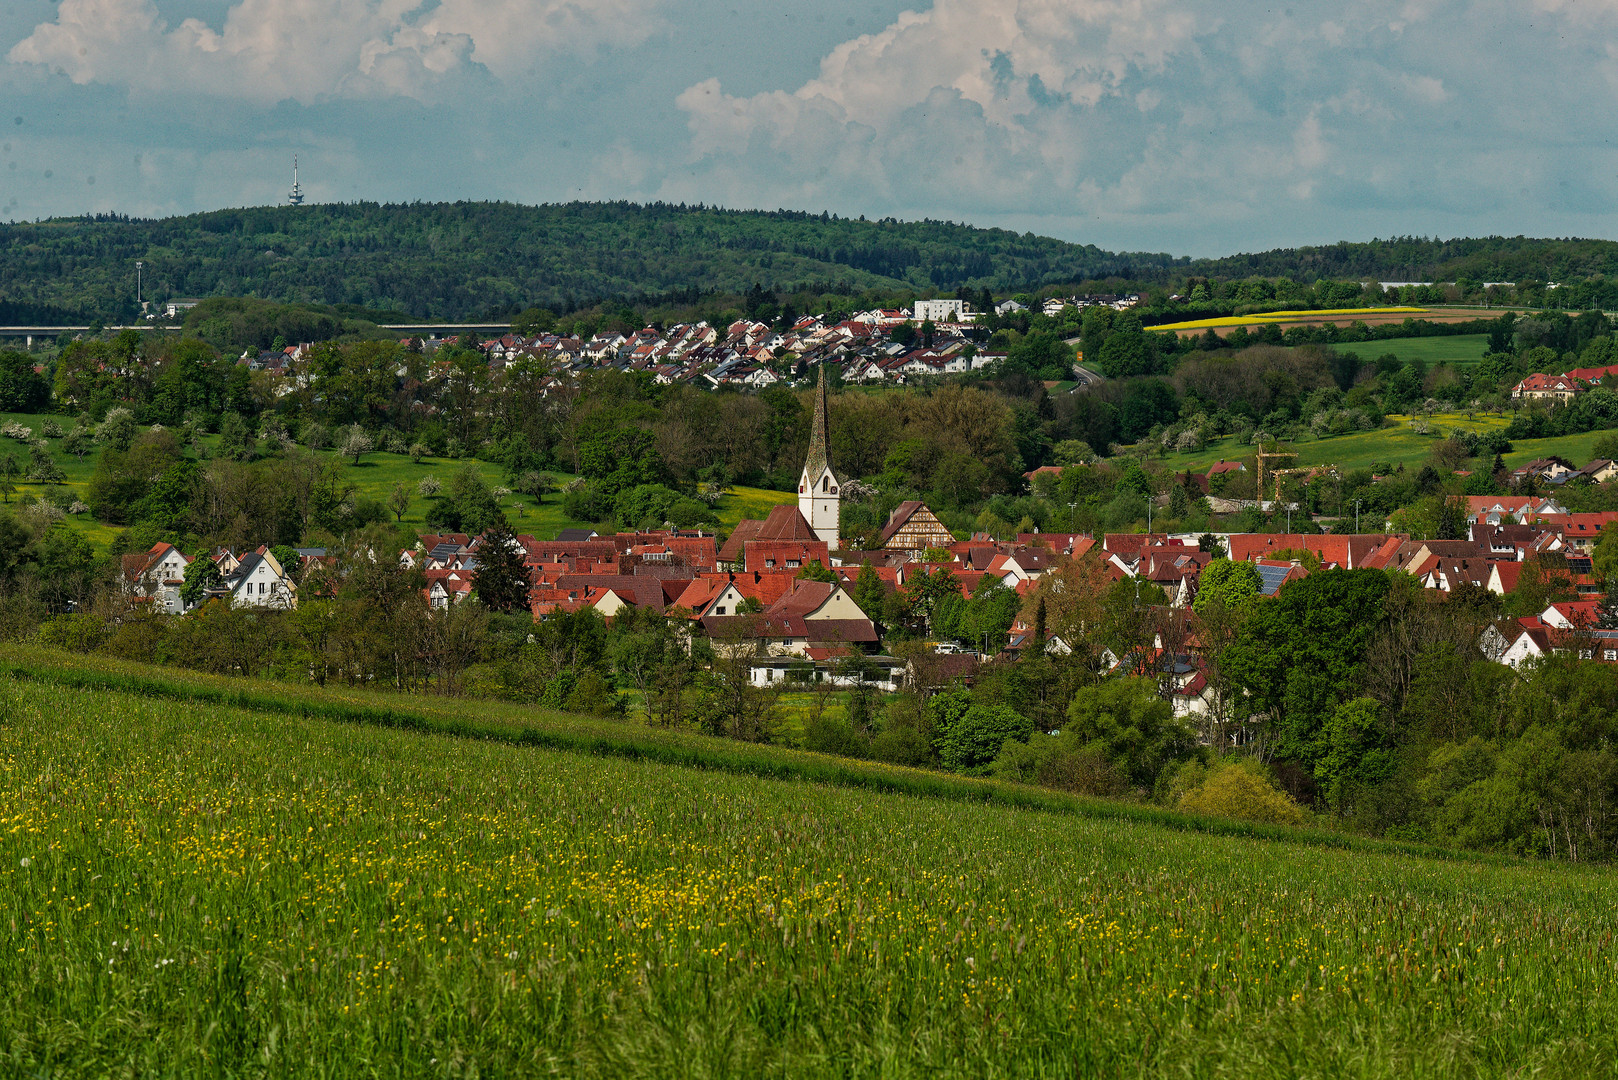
[
  {"x1": 1154, "y1": 410, "x2": 1608, "y2": 476},
  {"x1": 0, "y1": 410, "x2": 795, "y2": 552},
  {"x1": 6, "y1": 651, "x2": 1618, "y2": 1076},
  {"x1": 1336, "y1": 334, "x2": 1494, "y2": 369}
]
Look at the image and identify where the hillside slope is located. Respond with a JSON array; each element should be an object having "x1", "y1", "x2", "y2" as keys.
[
  {"x1": 0, "y1": 202, "x2": 1181, "y2": 322},
  {"x1": 11, "y1": 201, "x2": 1618, "y2": 324},
  {"x1": 3, "y1": 651, "x2": 1618, "y2": 1076},
  {"x1": 1192, "y1": 235, "x2": 1618, "y2": 285}
]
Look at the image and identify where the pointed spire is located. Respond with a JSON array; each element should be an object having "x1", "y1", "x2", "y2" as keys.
[
  {"x1": 288, "y1": 155, "x2": 305, "y2": 206},
  {"x1": 804, "y1": 362, "x2": 833, "y2": 482}
]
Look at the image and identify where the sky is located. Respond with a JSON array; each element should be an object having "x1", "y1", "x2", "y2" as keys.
[{"x1": 2, "y1": 0, "x2": 1617, "y2": 257}]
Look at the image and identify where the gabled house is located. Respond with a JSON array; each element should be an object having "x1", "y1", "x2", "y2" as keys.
[
  {"x1": 700, "y1": 580, "x2": 879, "y2": 657},
  {"x1": 1511, "y1": 373, "x2": 1583, "y2": 402},
  {"x1": 120, "y1": 542, "x2": 192, "y2": 614},
  {"x1": 226, "y1": 549, "x2": 297, "y2": 609},
  {"x1": 426, "y1": 569, "x2": 474, "y2": 609},
  {"x1": 1465, "y1": 496, "x2": 1567, "y2": 525},
  {"x1": 877, "y1": 501, "x2": 955, "y2": 555},
  {"x1": 1575, "y1": 458, "x2": 1618, "y2": 484}
]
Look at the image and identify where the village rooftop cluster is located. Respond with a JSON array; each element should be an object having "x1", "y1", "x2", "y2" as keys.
[
  {"x1": 121, "y1": 367, "x2": 1618, "y2": 713},
  {"x1": 240, "y1": 294, "x2": 1137, "y2": 390}
]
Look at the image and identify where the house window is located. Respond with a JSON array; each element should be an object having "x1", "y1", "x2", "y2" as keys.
[
  {"x1": 1580, "y1": 649, "x2": 1595, "y2": 660},
  {"x1": 822, "y1": 476, "x2": 830, "y2": 492},
  {"x1": 714, "y1": 606, "x2": 726, "y2": 615},
  {"x1": 765, "y1": 669, "x2": 773, "y2": 682},
  {"x1": 1605, "y1": 650, "x2": 1617, "y2": 662}
]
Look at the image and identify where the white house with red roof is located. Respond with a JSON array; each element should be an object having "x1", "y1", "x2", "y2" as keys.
[
  {"x1": 120, "y1": 542, "x2": 192, "y2": 614},
  {"x1": 1511, "y1": 372, "x2": 1583, "y2": 401}
]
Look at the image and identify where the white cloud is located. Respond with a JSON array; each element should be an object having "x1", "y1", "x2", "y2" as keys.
[
  {"x1": 8, "y1": 0, "x2": 663, "y2": 104},
  {"x1": 666, "y1": 0, "x2": 1618, "y2": 248}
]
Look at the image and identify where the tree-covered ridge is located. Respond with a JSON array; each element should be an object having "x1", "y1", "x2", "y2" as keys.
[
  {"x1": 1193, "y1": 235, "x2": 1618, "y2": 287},
  {"x1": 0, "y1": 202, "x2": 1184, "y2": 323}
]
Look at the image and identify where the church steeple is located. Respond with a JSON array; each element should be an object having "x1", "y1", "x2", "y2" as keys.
[
  {"x1": 805, "y1": 361, "x2": 832, "y2": 481},
  {"x1": 799, "y1": 363, "x2": 840, "y2": 550}
]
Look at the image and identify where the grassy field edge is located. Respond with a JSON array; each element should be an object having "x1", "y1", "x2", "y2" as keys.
[{"x1": 0, "y1": 644, "x2": 1533, "y2": 870}]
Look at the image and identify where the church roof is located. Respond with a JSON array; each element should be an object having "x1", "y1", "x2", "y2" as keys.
[
  {"x1": 718, "y1": 518, "x2": 766, "y2": 563},
  {"x1": 756, "y1": 504, "x2": 819, "y2": 540},
  {"x1": 803, "y1": 363, "x2": 835, "y2": 482}
]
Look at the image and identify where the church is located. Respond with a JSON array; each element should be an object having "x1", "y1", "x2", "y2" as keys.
[{"x1": 798, "y1": 364, "x2": 840, "y2": 550}]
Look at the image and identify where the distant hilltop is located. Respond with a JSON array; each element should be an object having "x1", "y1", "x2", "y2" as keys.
[{"x1": 1, "y1": 200, "x2": 1616, "y2": 322}]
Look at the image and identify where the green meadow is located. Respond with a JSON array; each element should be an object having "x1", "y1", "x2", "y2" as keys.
[
  {"x1": 4, "y1": 650, "x2": 1618, "y2": 1077},
  {"x1": 1336, "y1": 334, "x2": 1494, "y2": 369},
  {"x1": 0, "y1": 411, "x2": 794, "y2": 553},
  {"x1": 1155, "y1": 411, "x2": 1604, "y2": 476}
]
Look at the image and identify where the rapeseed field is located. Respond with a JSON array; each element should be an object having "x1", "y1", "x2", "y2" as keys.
[{"x1": 5, "y1": 677, "x2": 1618, "y2": 1077}]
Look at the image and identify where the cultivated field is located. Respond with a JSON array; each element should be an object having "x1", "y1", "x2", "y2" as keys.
[
  {"x1": 4, "y1": 653, "x2": 1618, "y2": 1077},
  {"x1": 1161, "y1": 307, "x2": 1503, "y2": 337}
]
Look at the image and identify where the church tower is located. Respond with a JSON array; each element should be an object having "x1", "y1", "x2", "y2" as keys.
[{"x1": 799, "y1": 364, "x2": 840, "y2": 550}]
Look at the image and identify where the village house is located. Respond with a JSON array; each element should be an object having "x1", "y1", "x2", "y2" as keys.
[
  {"x1": 877, "y1": 502, "x2": 955, "y2": 556},
  {"x1": 701, "y1": 579, "x2": 879, "y2": 659},
  {"x1": 225, "y1": 549, "x2": 297, "y2": 610},
  {"x1": 120, "y1": 542, "x2": 192, "y2": 614},
  {"x1": 1511, "y1": 373, "x2": 1583, "y2": 402}
]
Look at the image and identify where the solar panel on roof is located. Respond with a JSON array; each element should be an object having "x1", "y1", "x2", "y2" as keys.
[
  {"x1": 429, "y1": 543, "x2": 461, "y2": 559},
  {"x1": 1256, "y1": 564, "x2": 1292, "y2": 596}
]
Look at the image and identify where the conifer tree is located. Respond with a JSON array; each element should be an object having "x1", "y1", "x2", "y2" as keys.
[{"x1": 472, "y1": 522, "x2": 531, "y2": 614}]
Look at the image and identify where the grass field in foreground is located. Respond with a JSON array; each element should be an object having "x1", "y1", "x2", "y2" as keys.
[{"x1": 5, "y1": 654, "x2": 1618, "y2": 1076}]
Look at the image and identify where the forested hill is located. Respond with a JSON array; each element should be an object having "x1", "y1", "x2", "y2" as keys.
[
  {"x1": 5, "y1": 200, "x2": 1617, "y2": 323},
  {"x1": 1191, "y1": 235, "x2": 1618, "y2": 286},
  {"x1": 0, "y1": 202, "x2": 1182, "y2": 323}
]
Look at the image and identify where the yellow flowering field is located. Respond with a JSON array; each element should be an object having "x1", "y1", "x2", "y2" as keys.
[
  {"x1": 4, "y1": 677, "x2": 1618, "y2": 1077},
  {"x1": 1154, "y1": 307, "x2": 1430, "y2": 331}
]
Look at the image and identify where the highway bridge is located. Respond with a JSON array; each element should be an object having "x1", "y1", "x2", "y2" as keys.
[{"x1": 0, "y1": 324, "x2": 515, "y2": 346}]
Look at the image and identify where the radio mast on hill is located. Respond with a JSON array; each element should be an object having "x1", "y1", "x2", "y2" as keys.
[{"x1": 288, "y1": 156, "x2": 305, "y2": 206}]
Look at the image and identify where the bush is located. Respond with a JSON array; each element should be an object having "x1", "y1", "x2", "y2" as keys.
[
  {"x1": 36, "y1": 614, "x2": 110, "y2": 654},
  {"x1": 803, "y1": 713, "x2": 868, "y2": 758},
  {"x1": 562, "y1": 483, "x2": 613, "y2": 523},
  {"x1": 1175, "y1": 759, "x2": 1306, "y2": 826},
  {"x1": 991, "y1": 732, "x2": 1131, "y2": 796},
  {"x1": 935, "y1": 697, "x2": 1032, "y2": 774},
  {"x1": 1065, "y1": 678, "x2": 1196, "y2": 791}
]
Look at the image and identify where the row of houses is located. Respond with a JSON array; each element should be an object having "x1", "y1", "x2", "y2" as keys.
[
  {"x1": 121, "y1": 544, "x2": 311, "y2": 613},
  {"x1": 1511, "y1": 363, "x2": 1618, "y2": 401},
  {"x1": 450, "y1": 309, "x2": 1000, "y2": 390}
]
